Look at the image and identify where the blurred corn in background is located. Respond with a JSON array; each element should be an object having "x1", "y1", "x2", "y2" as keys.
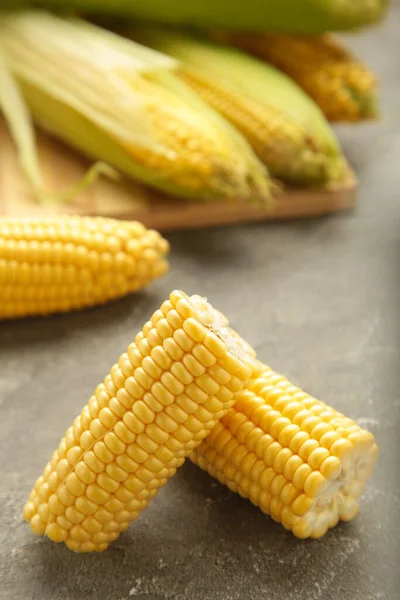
[
  {"x1": 20, "y1": 0, "x2": 388, "y2": 33},
  {"x1": 0, "y1": 11, "x2": 270, "y2": 204},
  {"x1": 221, "y1": 33, "x2": 378, "y2": 122},
  {"x1": 130, "y1": 28, "x2": 346, "y2": 185}
]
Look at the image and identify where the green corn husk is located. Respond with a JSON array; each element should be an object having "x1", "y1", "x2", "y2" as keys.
[
  {"x1": 130, "y1": 28, "x2": 347, "y2": 185},
  {"x1": 0, "y1": 11, "x2": 271, "y2": 203},
  {"x1": 26, "y1": 0, "x2": 388, "y2": 34}
]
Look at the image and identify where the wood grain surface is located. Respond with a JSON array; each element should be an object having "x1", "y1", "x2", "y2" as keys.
[{"x1": 0, "y1": 118, "x2": 358, "y2": 230}]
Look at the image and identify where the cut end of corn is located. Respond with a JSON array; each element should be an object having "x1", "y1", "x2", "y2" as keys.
[
  {"x1": 0, "y1": 216, "x2": 169, "y2": 319},
  {"x1": 22, "y1": 290, "x2": 259, "y2": 552},
  {"x1": 191, "y1": 365, "x2": 378, "y2": 539}
]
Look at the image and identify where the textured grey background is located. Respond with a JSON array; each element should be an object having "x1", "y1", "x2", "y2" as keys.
[{"x1": 1, "y1": 8, "x2": 399, "y2": 600}]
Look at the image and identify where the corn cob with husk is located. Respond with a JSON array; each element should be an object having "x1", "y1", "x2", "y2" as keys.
[
  {"x1": 0, "y1": 11, "x2": 270, "y2": 203},
  {"x1": 23, "y1": 290, "x2": 261, "y2": 552},
  {"x1": 191, "y1": 365, "x2": 378, "y2": 539},
  {"x1": 130, "y1": 28, "x2": 346, "y2": 185},
  {"x1": 20, "y1": 0, "x2": 388, "y2": 34},
  {"x1": 223, "y1": 33, "x2": 378, "y2": 122},
  {"x1": 0, "y1": 216, "x2": 169, "y2": 319}
]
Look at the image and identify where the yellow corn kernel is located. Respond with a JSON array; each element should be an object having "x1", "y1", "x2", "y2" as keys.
[
  {"x1": 191, "y1": 365, "x2": 378, "y2": 539},
  {"x1": 0, "y1": 216, "x2": 169, "y2": 320},
  {"x1": 23, "y1": 290, "x2": 259, "y2": 552}
]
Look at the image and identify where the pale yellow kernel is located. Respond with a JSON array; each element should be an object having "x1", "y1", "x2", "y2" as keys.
[
  {"x1": 106, "y1": 463, "x2": 128, "y2": 483},
  {"x1": 75, "y1": 496, "x2": 98, "y2": 516},
  {"x1": 225, "y1": 375, "x2": 244, "y2": 393},
  {"x1": 203, "y1": 396, "x2": 225, "y2": 414},
  {"x1": 75, "y1": 462, "x2": 96, "y2": 486},
  {"x1": 37, "y1": 503, "x2": 50, "y2": 523},
  {"x1": 207, "y1": 364, "x2": 231, "y2": 385},
  {"x1": 161, "y1": 371, "x2": 185, "y2": 395},
  {"x1": 124, "y1": 476, "x2": 146, "y2": 494},
  {"x1": 151, "y1": 346, "x2": 172, "y2": 370},
  {"x1": 82, "y1": 516, "x2": 103, "y2": 534},
  {"x1": 90, "y1": 418, "x2": 108, "y2": 439},
  {"x1": 104, "y1": 497, "x2": 125, "y2": 514},
  {"x1": 30, "y1": 515, "x2": 46, "y2": 535},
  {"x1": 23, "y1": 502, "x2": 36, "y2": 522},
  {"x1": 69, "y1": 525, "x2": 91, "y2": 543},
  {"x1": 136, "y1": 432, "x2": 158, "y2": 454},
  {"x1": 270, "y1": 474, "x2": 287, "y2": 497},
  {"x1": 37, "y1": 482, "x2": 51, "y2": 502},
  {"x1": 97, "y1": 473, "x2": 119, "y2": 494},
  {"x1": 319, "y1": 431, "x2": 340, "y2": 449},
  {"x1": 57, "y1": 483, "x2": 75, "y2": 507},
  {"x1": 292, "y1": 493, "x2": 314, "y2": 517},
  {"x1": 203, "y1": 332, "x2": 227, "y2": 358},
  {"x1": 171, "y1": 397, "x2": 194, "y2": 421},
  {"x1": 48, "y1": 493, "x2": 65, "y2": 516},
  {"x1": 330, "y1": 438, "x2": 353, "y2": 460},
  {"x1": 123, "y1": 411, "x2": 145, "y2": 434},
  {"x1": 47, "y1": 472, "x2": 59, "y2": 492},
  {"x1": 65, "y1": 506, "x2": 85, "y2": 524},
  {"x1": 117, "y1": 388, "x2": 134, "y2": 410},
  {"x1": 114, "y1": 486, "x2": 133, "y2": 503},
  {"x1": 94, "y1": 507, "x2": 114, "y2": 523},
  {"x1": 170, "y1": 362, "x2": 193, "y2": 385},
  {"x1": 132, "y1": 400, "x2": 155, "y2": 424},
  {"x1": 141, "y1": 356, "x2": 163, "y2": 380},
  {"x1": 57, "y1": 515, "x2": 73, "y2": 531},
  {"x1": 182, "y1": 354, "x2": 206, "y2": 377},
  {"x1": 319, "y1": 456, "x2": 342, "y2": 480},
  {"x1": 93, "y1": 441, "x2": 115, "y2": 464},
  {"x1": 65, "y1": 473, "x2": 86, "y2": 497},
  {"x1": 154, "y1": 446, "x2": 175, "y2": 463},
  {"x1": 104, "y1": 432, "x2": 126, "y2": 455},
  {"x1": 152, "y1": 381, "x2": 175, "y2": 406},
  {"x1": 98, "y1": 407, "x2": 118, "y2": 429},
  {"x1": 86, "y1": 483, "x2": 110, "y2": 505},
  {"x1": 146, "y1": 423, "x2": 169, "y2": 445},
  {"x1": 83, "y1": 451, "x2": 105, "y2": 474},
  {"x1": 185, "y1": 382, "x2": 208, "y2": 404},
  {"x1": 125, "y1": 377, "x2": 146, "y2": 400},
  {"x1": 102, "y1": 520, "x2": 119, "y2": 534},
  {"x1": 214, "y1": 386, "x2": 233, "y2": 404},
  {"x1": 108, "y1": 397, "x2": 126, "y2": 419},
  {"x1": 192, "y1": 344, "x2": 217, "y2": 367},
  {"x1": 292, "y1": 463, "x2": 313, "y2": 489},
  {"x1": 126, "y1": 444, "x2": 148, "y2": 463}
]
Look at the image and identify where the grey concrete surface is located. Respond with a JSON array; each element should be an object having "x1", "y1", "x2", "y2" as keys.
[{"x1": 1, "y1": 9, "x2": 400, "y2": 600}]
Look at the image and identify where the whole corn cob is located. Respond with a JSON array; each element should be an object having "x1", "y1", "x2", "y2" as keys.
[
  {"x1": 0, "y1": 216, "x2": 169, "y2": 319},
  {"x1": 131, "y1": 29, "x2": 346, "y2": 185},
  {"x1": 0, "y1": 12, "x2": 270, "y2": 203},
  {"x1": 224, "y1": 33, "x2": 378, "y2": 122},
  {"x1": 23, "y1": 291, "x2": 261, "y2": 552},
  {"x1": 191, "y1": 366, "x2": 378, "y2": 539},
  {"x1": 25, "y1": 0, "x2": 388, "y2": 34}
]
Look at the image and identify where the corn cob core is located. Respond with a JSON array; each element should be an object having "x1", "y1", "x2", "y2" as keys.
[
  {"x1": 23, "y1": 291, "x2": 260, "y2": 552},
  {"x1": 0, "y1": 216, "x2": 169, "y2": 319},
  {"x1": 191, "y1": 367, "x2": 378, "y2": 539},
  {"x1": 228, "y1": 34, "x2": 378, "y2": 122}
]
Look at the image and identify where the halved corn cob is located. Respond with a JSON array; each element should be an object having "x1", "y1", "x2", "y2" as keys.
[
  {"x1": 0, "y1": 12, "x2": 270, "y2": 203},
  {"x1": 23, "y1": 0, "x2": 388, "y2": 34},
  {"x1": 23, "y1": 291, "x2": 261, "y2": 552},
  {"x1": 0, "y1": 216, "x2": 169, "y2": 319},
  {"x1": 131, "y1": 29, "x2": 346, "y2": 185},
  {"x1": 224, "y1": 33, "x2": 378, "y2": 122},
  {"x1": 191, "y1": 366, "x2": 378, "y2": 539}
]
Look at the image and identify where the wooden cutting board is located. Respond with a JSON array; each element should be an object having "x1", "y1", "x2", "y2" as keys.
[{"x1": 0, "y1": 119, "x2": 357, "y2": 231}]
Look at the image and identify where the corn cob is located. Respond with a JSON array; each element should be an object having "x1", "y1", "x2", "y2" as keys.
[
  {"x1": 25, "y1": 0, "x2": 388, "y2": 34},
  {"x1": 191, "y1": 366, "x2": 378, "y2": 539},
  {"x1": 131, "y1": 29, "x2": 346, "y2": 185},
  {"x1": 23, "y1": 291, "x2": 261, "y2": 552},
  {"x1": 0, "y1": 12, "x2": 270, "y2": 203},
  {"x1": 0, "y1": 216, "x2": 169, "y2": 319},
  {"x1": 224, "y1": 33, "x2": 378, "y2": 122}
]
